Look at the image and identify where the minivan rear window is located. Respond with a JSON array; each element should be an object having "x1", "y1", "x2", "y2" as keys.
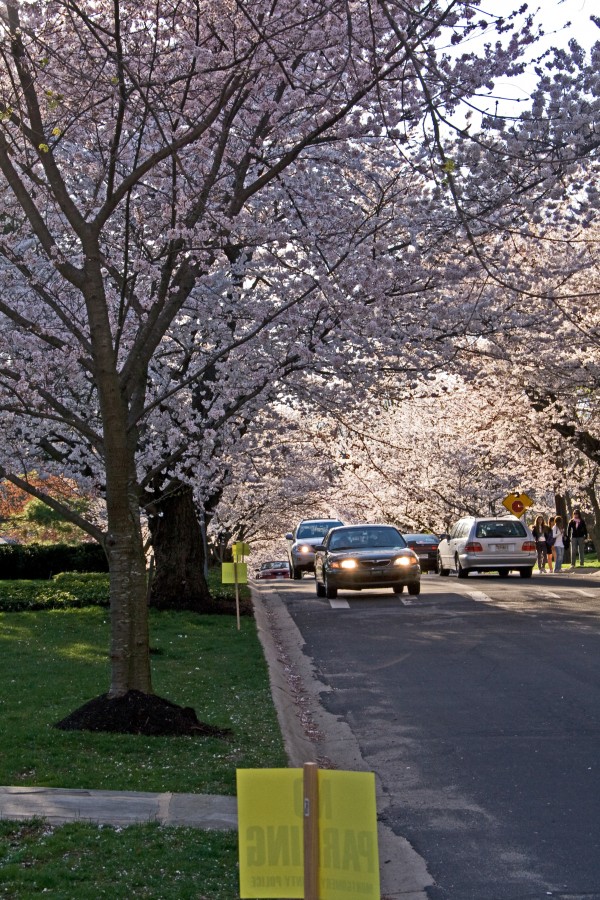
[{"x1": 476, "y1": 521, "x2": 527, "y2": 539}]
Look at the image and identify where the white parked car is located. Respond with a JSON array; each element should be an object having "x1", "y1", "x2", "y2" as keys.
[{"x1": 437, "y1": 516, "x2": 537, "y2": 579}]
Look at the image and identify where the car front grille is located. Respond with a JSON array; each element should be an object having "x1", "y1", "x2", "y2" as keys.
[{"x1": 359, "y1": 559, "x2": 392, "y2": 569}]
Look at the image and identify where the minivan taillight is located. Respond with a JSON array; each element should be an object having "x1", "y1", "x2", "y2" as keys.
[
  {"x1": 522, "y1": 541, "x2": 536, "y2": 551},
  {"x1": 464, "y1": 542, "x2": 483, "y2": 552}
]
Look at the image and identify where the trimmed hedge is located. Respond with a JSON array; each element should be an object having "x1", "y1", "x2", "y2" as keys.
[
  {"x1": 0, "y1": 542, "x2": 108, "y2": 580},
  {"x1": 0, "y1": 572, "x2": 110, "y2": 611}
]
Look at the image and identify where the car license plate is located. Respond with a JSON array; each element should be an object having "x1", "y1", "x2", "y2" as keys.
[
  {"x1": 491, "y1": 543, "x2": 514, "y2": 551},
  {"x1": 418, "y1": 554, "x2": 429, "y2": 560}
]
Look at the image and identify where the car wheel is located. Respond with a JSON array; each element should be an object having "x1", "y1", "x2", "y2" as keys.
[
  {"x1": 292, "y1": 567, "x2": 302, "y2": 580},
  {"x1": 456, "y1": 557, "x2": 469, "y2": 578},
  {"x1": 392, "y1": 584, "x2": 404, "y2": 594},
  {"x1": 324, "y1": 574, "x2": 338, "y2": 600},
  {"x1": 407, "y1": 581, "x2": 421, "y2": 596},
  {"x1": 316, "y1": 579, "x2": 326, "y2": 597},
  {"x1": 438, "y1": 553, "x2": 450, "y2": 576},
  {"x1": 498, "y1": 569, "x2": 510, "y2": 578},
  {"x1": 519, "y1": 567, "x2": 533, "y2": 578}
]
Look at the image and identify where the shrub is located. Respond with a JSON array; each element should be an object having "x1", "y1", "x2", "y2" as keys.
[
  {"x1": 0, "y1": 542, "x2": 108, "y2": 580},
  {"x1": 0, "y1": 572, "x2": 109, "y2": 611}
]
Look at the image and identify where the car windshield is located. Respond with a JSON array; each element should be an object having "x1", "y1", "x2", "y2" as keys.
[
  {"x1": 328, "y1": 526, "x2": 406, "y2": 550},
  {"x1": 261, "y1": 562, "x2": 288, "y2": 569},
  {"x1": 404, "y1": 534, "x2": 438, "y2": 544},
  {"x1": 475, "y1": 521, "x2": 528, "y2": 539},
  {"x1": 296, "y1": 521, "x2": 343, "y2": 539}
]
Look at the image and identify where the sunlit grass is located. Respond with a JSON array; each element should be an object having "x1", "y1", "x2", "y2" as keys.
[{"x1": 0, "y1": 607, "x2": 286, "y2": 793}]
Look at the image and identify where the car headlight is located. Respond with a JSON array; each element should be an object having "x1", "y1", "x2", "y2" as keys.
[
  {"x1": 297, "y1": 544, "x2": 313, "y2": 554},
  {"x1": 331, "y1": 559, "x2": 358, "y2": 569},
  {"x1": 394, "y1": 556, "x2": 413, "y2": 566}
]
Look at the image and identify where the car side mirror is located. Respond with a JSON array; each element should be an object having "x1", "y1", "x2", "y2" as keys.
[
  {"x1": 439, "y1": 533, "x2": 449, "y2": 541},
  {"x1": 314, "y1": 544, "x2": 326, "y2": 552},
  {"x1": 284, "y1": 533, "x2": 293, "y2": 541}
]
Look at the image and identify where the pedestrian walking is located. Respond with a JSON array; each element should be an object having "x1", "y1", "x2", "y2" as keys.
[
  {"x1": 552, "y1": 515, "x2": 566, "y2": 573},
  {"x1": 532, "y1": 515, "x2": 550, "y2": 573},
  {"x1": 567, "y1": 510, "x2": 588, "y2": 569},
  {"x1": 546, "y1": 515, "x2": 556, "y2": 572}
]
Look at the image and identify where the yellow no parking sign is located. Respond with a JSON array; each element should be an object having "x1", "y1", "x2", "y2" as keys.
[{"x1": 237, "y1": 767, "x2": 380, "y2": 900}]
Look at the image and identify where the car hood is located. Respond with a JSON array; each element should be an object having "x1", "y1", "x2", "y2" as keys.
[{"x1": 326, "y1": 548, "x2": 415, "y2": 561}]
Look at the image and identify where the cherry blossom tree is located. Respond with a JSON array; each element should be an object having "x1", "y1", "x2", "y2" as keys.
[
  {"x1": 222, "y1": 377, "x2": 594, "y2": 559},
  {"x1": 0, "y1": 0, "x2": 594, "y2": 728}
]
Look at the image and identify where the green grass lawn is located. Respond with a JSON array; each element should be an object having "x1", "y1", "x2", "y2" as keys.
[
  {"x1": 0, "y1": 576, "x2": 287, "y2": 898},
  {"x1": 0, "y1": 820, "x2": 239, "y2": 899},
  {"x1": 0, "y1": 606, "x2": 285, "y2": 793}
]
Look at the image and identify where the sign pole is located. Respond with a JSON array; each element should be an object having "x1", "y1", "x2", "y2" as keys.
[
  {"x1": 303, "y1": 762, "x2": 319, "y2": 900},
  {"x1": 234, "y1": 560, "x2": 240, "y2": 632}
]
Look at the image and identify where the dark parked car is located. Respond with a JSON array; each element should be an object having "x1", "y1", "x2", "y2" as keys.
[
  {"x1": 314, "y1": 524, "x2": 421, "y2": 599},
  {"x1": 255, "y1": 560, "x2": 291, "y2": 580},
  {"x1": 402, "y1": 533, "x2": 439, "y2": 573},
  {"x1": 285, "y1": 518, "x2": 344, "y2": 579}
]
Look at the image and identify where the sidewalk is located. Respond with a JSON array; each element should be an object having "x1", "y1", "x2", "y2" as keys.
[{"x1": 0, "y1": 786, "x2": 237, "y2": 829}]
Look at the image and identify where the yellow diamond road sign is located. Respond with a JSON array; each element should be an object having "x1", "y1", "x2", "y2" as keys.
[{"x1": 502, "y1": 493, "x2": 533, "y2": 517}]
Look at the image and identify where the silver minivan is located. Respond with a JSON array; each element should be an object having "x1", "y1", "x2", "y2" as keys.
[{"x1": 437, "y1": 516, "x2": 537, "y2": 578}]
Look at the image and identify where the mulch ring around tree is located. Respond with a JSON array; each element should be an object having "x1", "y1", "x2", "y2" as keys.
[{"x1": 55, "y1": 690, "x2": 233, "y2": 738}]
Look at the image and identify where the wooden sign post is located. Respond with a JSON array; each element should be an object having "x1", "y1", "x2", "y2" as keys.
[
  {"x1": 222, "y1": 542, "x2": 250, "y2": 631},
  {"x1": 303, "y1": 762, "x2": 319, "y2": 900}
]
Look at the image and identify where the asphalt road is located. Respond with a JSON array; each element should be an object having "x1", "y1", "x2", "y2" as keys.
[{"x1": 272, "y1": 571, "x2": 600, "y2": 900}]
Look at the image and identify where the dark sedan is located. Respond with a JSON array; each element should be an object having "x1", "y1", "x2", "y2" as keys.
[
  {"x1": 402, "y1": 533, "x2": 440, "y2": 573},
  {"x1": 314, "y1": 524, "x2": 421, "y2": 599}
]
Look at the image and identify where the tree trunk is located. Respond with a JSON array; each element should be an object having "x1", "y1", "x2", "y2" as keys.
[
  {"x1": 555, "y1": 492, "x2": 571, "y2": 565},
  {"x1": 83, "y1": 250, "x2": 152, "y2": 699},
  {"x1": 101, "y1": 404, "x2": 152, "y2": 698},
  {"x1": 105, "y1": 493, "x2": 152, "y2": 697},
  {"x1": 585, "y1": 485, "x2": 600, "y2": 560},
  {"x1": 148, "y1": 483, "x2": 212, "y2": 611}
]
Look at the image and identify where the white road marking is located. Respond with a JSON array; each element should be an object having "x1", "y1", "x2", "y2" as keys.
[
  {"x1": 543, "y1": 591, "x2": 561, "y2": 599},
  {"x1": 329, "y1": 598, "x2": 350, "y2": 609},
  {"x1": 465, "y1": 590, "x2": 494, "y2": 603},
  {"x1": 572, "y1": 588, "x2": 596, "y2": 598}
]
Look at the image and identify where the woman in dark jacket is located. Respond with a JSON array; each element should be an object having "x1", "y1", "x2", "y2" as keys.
[{"x1": 567, "y1": 510, "x2": 588, "y2": 568}]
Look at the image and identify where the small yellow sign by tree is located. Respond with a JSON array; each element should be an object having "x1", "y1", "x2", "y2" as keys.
[
  {"x1": 221, "y1": 563, "x2": 248, "y2": 584},
  {"x1": 237, "y1": 764, "x2": 380, "y2": 900},
  {"x1": 222, "y1": 542, "x2": 250, "y2": 630},
  {"x1": 232, "y1": 541, "x2": 251, "y2": 561},
  {"x1": 501, "y1": 492, "x2": 534, "y2": 517}
]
